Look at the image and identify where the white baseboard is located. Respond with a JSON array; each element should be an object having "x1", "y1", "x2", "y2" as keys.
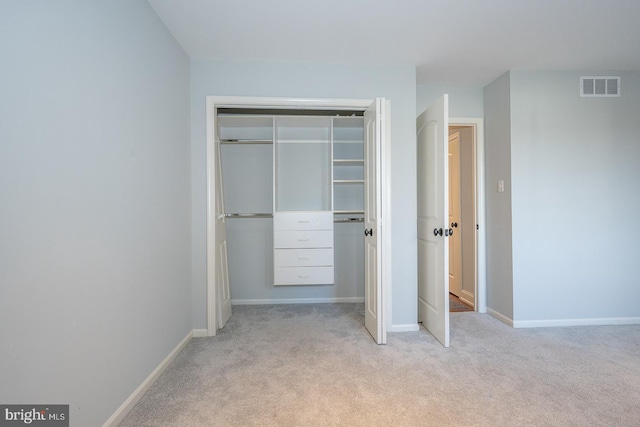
[
  {"x1": 390, "y1": 324, "x2": 420, "y2": 332},
  {"x1": 231, "y1": 297, "x2": 365, "y2": 305},
  {"x1": 459, "y1": 290, "x2": 475, "y2": 308},
  {"x1": 486, "y1": 309, "x2": 640, "y2": 328},
  {"x1": 192, "y1": 329, "x2": 208, "y2": 337},
  {"x1": 513, "y1": 317, "x2": 640, "y2": 328},
  {"x1": 487, "y1": 308, "x2": 514, "y2": 327},
  {"x1": 102, "y1": 330, "x2": 193, "y2": 427}
]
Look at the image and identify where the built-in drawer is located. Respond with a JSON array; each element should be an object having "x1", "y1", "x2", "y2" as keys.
[
  {"x1": 274, "y1": 266, "x2": 334, "y2": 286},
  {"x1": 274, "y1": 230, "x2": 333, "y2": 249},
  {"x1": 273, "y1": 211, "x2": 333, "y2": 231},
  {"x1": 274, "y1": 248, "x2": 334, "y2": 267}
]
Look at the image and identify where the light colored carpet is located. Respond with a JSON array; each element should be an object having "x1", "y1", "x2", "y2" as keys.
[{"x1": 120, "y1": 304, "x2": 640, "y2": 427}]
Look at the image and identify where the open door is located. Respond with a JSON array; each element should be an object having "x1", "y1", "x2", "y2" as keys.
[
  {"x1": 214, "y1": 119, "x2": 232, "y2": 330},
  {"x1": 417, "y1": 95, "x2": 450, "y2": 347},
  {"x1": 364, "y1": 98, "x2": 387, "y2": 344}
]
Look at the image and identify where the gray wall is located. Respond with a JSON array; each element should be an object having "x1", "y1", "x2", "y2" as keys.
[
  {"x1": 510, "y1": 70, "x2": 640, "y2": 322},
  {"x1": 191, "y1": 60, "x2": 417, "y2": 328},
  {"x1": 483, "y1": 72, "x2": 514, "y2": 319},
  {"x1": 483, "y1": 69, "x2": 640, "y2": 324},
  {"x1": 417, "y1": 84, "x2": 484, "y2": 117},
  {"x1": 0, "y1": 1, "x2": 191, "y2": 425}
]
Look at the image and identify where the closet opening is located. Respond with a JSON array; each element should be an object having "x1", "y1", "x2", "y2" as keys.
[
  {"x1": 206, "y1": 97, "x2": 391, "y2": 344},
  {"x1": 448, "y1": 125, "x2": 476, "y2": 312},
  {"x1": 448, "y1": 118, "x2": 486, "y2": 316}
]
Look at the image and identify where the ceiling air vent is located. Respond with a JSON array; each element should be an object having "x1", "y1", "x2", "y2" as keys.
[{"x1": 580, "y1": 76, "x2": 620, "y2": 97}]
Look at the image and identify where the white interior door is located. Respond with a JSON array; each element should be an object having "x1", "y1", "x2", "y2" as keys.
[
  {"x1": 417, "y1": 95, "x2": 450, "y2": 347},
  {"x1": 215, "y1": 130, "x2": 232, "y2": 329},
  {"x1": 364, "y1": 98, "x2": 386, "y2": 344},
  {"x1": 448, "y1": 131, "x2": 462, "y2": 297}
]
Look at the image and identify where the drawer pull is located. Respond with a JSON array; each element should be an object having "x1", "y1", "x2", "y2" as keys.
[
  {"x1": 298, "y1": 257, "x2": 310, "y2": 260},
  {"x1": 298, "y1": 220, "x2": 310, "y2": 223},
  {"x1": 298, "y1": 274, "x2": 310, "y2": 278},
  {"x1": 298, "y1": 238, "x2": 310, "y2": 242}
]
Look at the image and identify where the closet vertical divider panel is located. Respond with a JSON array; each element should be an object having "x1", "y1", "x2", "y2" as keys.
[{"x1": 273, "y1": 117, "x2": 334, "y2": 286}]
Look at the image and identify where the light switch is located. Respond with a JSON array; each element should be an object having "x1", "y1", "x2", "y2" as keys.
[{"x1": 497, "y1": 179, "x2": 505, "y2": 193}]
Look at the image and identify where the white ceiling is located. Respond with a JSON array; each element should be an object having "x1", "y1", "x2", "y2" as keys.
[{"x1": 147, "y1": 0, "x2": 640, "y2": 86}]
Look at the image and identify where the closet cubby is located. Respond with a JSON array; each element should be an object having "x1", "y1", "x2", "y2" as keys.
[
  {"x1": 218, "y1": 115, "x2": 274, "y2": 215},
  {"x1": 332, "y1": 117, "x2": 364, "y2": 215},
  {"x1": 275, "y1": 117, "x2": 332, "y2": 212},
  {"x1": 217, "y1": 114, "x2": 275, "y2": 298},
  {"x1": 217, "y1": 115, "x2": 274, "y2": 143}
]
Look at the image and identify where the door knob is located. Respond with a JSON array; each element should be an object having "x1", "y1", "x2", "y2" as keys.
[
  {"x1": 445, "y1": 228, "x2": 453, "y2": 237},
  {"x1": 364, "y1": 228, "x2": 373, "y2": 237},
  {"x1": 433, "y1": 228, "x2": 443, "y2": 236},
  {"x1": 451, "y1": 222, "x2": 458, "y2": 228}
]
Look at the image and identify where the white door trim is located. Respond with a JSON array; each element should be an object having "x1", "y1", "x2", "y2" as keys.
[
  {"x1": 449, "y1": 117, "x2": 486, "y2": 313},
  {"x1": 205, "y1": 96, "x2": 392, "y2": 335}
]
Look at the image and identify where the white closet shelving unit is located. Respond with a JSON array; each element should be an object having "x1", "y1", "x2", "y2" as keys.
[
  {"x1": 216, "y1": 111, "x2": 365, "y2": 291},
  {"x1": 332, "y1": 117, "x2": 365, "y2": 221},
  {"x1": 274, "y1": 116, "x2": 334, "y2": 286}
]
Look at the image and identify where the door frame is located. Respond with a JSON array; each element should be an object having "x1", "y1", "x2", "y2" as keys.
[
  {"x1": 448, "y1": 117, "x2": 486, "y2": 313},
  {"x1": 205, "y1": 96, "x2": 393, "y2": 335}
]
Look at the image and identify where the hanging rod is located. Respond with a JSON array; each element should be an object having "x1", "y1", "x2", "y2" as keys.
[
  {"x1": 219, "y1": 139, "x2": 273, "y2": 144},
  {"x1": 334, "y1": 217, "x2": 364, "y2": 223},
  {"x1": 224, "y1": 213, "x2": 273, "y2": 218},
  {"x1": 334, "y1": 210, "x2": 364, "y2": 215}
]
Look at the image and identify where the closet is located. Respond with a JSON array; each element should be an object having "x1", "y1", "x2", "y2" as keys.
[
  {"x1": 218, "y1": 113, "x2": 364, "y2": 286},
  {"x1": 207, "y1": 97, "x2": 388, "y2": 344}
]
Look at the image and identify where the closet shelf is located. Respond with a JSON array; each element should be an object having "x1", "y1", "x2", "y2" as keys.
[
  {"x1": 333, "y1": 159, "x2": 364, "y2": 166},
  {"x1": 220, "y1": 139, "x2": 273, "y2": 144},
  {"x1": 333, "y1": 179, "x2": 364, "y2": 184},
  {"x1": 333, "y1": 139, "x2": 364, "y2": 144},
  {"x1": 277, "y1": 139, "x2": 329, "y2": 144}
]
